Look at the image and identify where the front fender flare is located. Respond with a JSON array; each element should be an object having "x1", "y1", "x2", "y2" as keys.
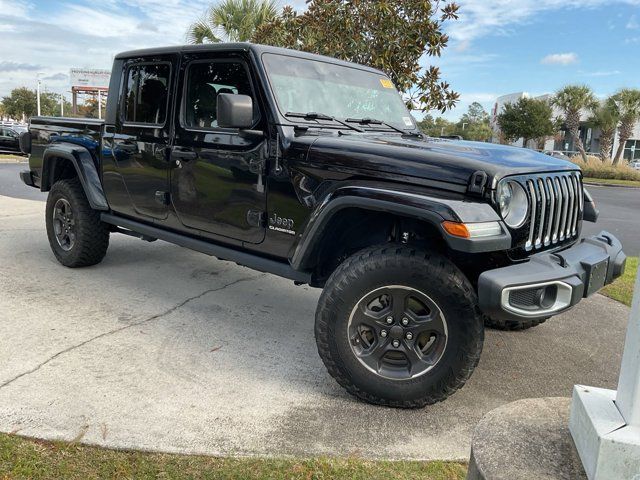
[
  {"x1": 289, "y1": 185, "x2": 511, "y2": 271},
  {"x1": 41, "y1": 143, "x2": 109, "y2": 211}
]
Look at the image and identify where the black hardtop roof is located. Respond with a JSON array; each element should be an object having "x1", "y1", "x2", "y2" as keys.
[{"x1": 114, "y1": 42, "x2": 384, "y2": 75}]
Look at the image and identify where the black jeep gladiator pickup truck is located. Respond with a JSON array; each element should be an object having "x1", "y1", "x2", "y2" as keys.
[{"x1": 19, "y1": 43, "x2": 626, "y2": 408}]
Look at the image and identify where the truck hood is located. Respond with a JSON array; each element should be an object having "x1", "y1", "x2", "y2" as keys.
[{"x1": 302, "y1": 134, "x2": 579, "y2": 189}]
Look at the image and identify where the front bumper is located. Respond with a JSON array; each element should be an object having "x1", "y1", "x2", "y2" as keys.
[
  {"x1": 478, "y1": 231, "x2": 626, "y2": 321},
  {"x1": 20, "y1": 170, "x2": 35, "y2": 187}
]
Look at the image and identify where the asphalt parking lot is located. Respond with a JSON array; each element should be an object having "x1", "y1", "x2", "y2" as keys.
[{"x1": 0, "y1": 164, "x2": 635, "y2": 460}]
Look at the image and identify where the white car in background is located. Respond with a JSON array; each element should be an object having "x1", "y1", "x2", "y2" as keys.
[{"x1": 630, "y1": 161, "x2": 640, "y2": 170}]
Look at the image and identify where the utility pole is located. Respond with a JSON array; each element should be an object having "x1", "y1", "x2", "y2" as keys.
[
  {"x1": 36, "y1": 73, "x2": 42, "y2": 116},
  {"x1": 98, "y1": 90, "x2": 102, "y2": 120},
  {"x1": 60, "y1": 95, "x2": 64, "y2": 116}
]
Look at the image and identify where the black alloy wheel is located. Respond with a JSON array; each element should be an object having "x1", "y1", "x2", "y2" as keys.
[
  {"x1": 347, "y1": 285, "x2": 448, "y2": 380},
  {"x1": 52, "y1": 198, "x2": 76, "y2": 251}
]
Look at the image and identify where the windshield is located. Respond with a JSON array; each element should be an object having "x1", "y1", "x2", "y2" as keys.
[{"x1": 262, "y1": 53, "x2": 416, "y2": 130}]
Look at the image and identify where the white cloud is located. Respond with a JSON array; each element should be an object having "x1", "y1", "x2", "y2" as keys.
[
  {"x1": 48, "y1": 4, "x2": 139, "y2": 39},
  {"x1": 0, "y1": 0, "x2": 212, "y2": 98},
  {"x1": 448, "y1": 0, "x2": 640, "y2": 48},
  {"x1": 0, "y1": 0, "x2": 31, "y2": 19},
  {"x1": 0, "y1": 61, "x2": 41, "y2": 72},
  {"x1": 627, "y1": 15, "x2": 639, "y2": 29},
  {"x1": 583, "y1": 70, "x2": 622, "y2": 77},
  {"x1": 541, "y1": 52, "x2": 578, "y2": 65}
]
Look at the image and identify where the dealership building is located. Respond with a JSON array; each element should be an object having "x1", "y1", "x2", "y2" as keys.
[{"x1": 490, "y1": 91, "x2": 640, "y2": 162}]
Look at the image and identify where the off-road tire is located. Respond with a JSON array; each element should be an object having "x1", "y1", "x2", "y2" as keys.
[
  {"x1": 483, "y1": 315, "x2": 548, "y2": 331},
  {"x1": 315, "y1": 245, "x2": 484, "y2": 408},
  {"x1": 46, "y1": 178, "x2": 110, "y2": 267}
]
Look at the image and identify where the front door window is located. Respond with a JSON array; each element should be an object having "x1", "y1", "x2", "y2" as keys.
[{"x1": 183, "y1": 61, "x2": 256, "y2": 130}]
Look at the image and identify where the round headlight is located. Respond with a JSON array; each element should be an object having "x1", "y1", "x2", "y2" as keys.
[{"x1": 497, "y1": 181, "x2": 528, "y2": 228}]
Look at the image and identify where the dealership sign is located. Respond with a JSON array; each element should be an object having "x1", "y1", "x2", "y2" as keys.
[{"x1": 69, "y1": 69, "x2": 110, "y2": 89}]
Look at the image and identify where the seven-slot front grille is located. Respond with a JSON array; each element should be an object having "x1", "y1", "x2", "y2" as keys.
[{"x1": 523, "y1": 172, "x2": 583, "y2": 251}]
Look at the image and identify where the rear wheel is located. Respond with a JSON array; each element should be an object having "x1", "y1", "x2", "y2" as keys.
[
  {"x1": 315, "y1": 245, "x2": 484, "y2": 408},
  {"x1": 46, "y1": 178, "x2": 110, "y2": 267}
]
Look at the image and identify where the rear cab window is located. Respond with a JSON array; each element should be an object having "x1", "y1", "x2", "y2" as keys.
[{"x1": 122, "y1": 63, "x2": 171, "y2": 126}]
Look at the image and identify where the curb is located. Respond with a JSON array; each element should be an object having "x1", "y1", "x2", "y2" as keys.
[
  {"x1": 0, "y1": 158, "x2": 28, "y2": 164},
  {"x1": 584, "y1": 181, "x2": 640, "y2": 189}
]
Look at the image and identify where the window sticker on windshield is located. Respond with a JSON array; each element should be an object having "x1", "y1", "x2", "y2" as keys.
[
  {"x1": 402, "y1": 117, "x2": 414, "y2": 127},
  {"x1": 380, "y1": 78, "x2": 394, "y2": 89}
]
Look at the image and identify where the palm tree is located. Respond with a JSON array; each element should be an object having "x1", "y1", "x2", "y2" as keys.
[
  {"x1": 187, "y1": 0, "x2": 279, "y2": 44},
  {"x1": 552, "y1": 85, "x2": 599, "y2": 162},
  {"x1": 588, "y1": 98, "x2": 620, "y2": 162},
  {"x1": 611, "y1": 88, "x2": 640, "y2": 165}
]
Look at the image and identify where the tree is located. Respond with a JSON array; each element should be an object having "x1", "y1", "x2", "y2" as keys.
[
  {"x1": 253, "y1": 0, "x2": 460, "y2": 113},
  {"x1": 0, "y1": 87, "x2": 71, "y2": 119},
  {"x1": 417, "y1": 103, "x2": 492, "y2": 141},
  {"x1": 552, "y1": 85, "x2": 598, "y2": 162},
  {"x1": 497, "y1": 97, "x2": 556, "y2": 148},
  {"x1": 187, "y1": 0, "x2": 278, "y2": 43},
  {"x1": 457, "y1": 102, "x2": 492, "y2": 141},
  {"x1": 461, "y1": 102, "x2": 489, "y2": 124},
  {"x1": 588, "y1": 98, "x2": 620, "y2": 162},
  {"x1": 40, "y1": 92, "x2": 71, "y2": 117},
  {"x1": 417, "y1": 115, "x2": 456, "y2": 137},
  {"x1": 457, "y1": 120, "x2": 492, "y2": 142},
  {"x1": 74, "y1": 96, "x2": 106, "y2": 118},
  {"x1": 611, "y1": 88, "x2": 640, "y2": 165},
  {"x1": 1, "y1": 87, "x2": 37, "y2": 119}
]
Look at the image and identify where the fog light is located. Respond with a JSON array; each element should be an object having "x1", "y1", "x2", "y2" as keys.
[{"x1": 536, "y1": 285, "x2": 558, "y2": 309}]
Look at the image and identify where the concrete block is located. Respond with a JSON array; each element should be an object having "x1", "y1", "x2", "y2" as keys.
[{"x1": 570, "y1": 385, "x2": 640, "y2": 479}]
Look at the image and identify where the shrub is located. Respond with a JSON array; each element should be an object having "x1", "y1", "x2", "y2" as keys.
[{"x1": 569, "y1": 155, "x2": 640, "y2": 181}]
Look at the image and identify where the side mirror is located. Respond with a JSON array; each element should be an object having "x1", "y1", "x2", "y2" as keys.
[
  {"x1": 583, "y1": 188, "x2": 599, "y2": 223},
  {"x1": 217, "y1": 93, "x2": 254, "y2": 129},
  {"x1": 19, "y1": 131, "x2": 32, "y2": 154}
]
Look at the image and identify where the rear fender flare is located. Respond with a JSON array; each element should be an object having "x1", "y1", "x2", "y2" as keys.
[
  {"x1": 41, "y1": 143, "x2": 108, "y2": 211},
  {"x1": 289, "y1": 185, "x2": 510, "y2": 270}
]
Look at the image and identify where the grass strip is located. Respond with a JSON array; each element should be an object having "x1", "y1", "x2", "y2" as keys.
[{"x1": 0, "y1": 433, "x2": 467, "y2": 480}]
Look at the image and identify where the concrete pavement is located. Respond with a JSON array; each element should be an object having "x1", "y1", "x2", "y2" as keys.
[{"x1": 0, "y1": 194, "x2": 631, "y2": 460}]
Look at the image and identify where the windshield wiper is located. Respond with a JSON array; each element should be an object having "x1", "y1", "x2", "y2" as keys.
[
  {"x1": 285, "y1": 111, "x2": 364, "y2": 133},
  {"x1": 345, "y1": 117, "x2": 423, "y2": 138}
]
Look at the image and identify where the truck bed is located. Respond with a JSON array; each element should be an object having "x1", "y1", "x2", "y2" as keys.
[{"x1": 28, "y1": 116, "x2": 104, "y2": 189}]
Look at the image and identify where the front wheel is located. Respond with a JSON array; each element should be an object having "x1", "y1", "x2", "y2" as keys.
[
  {"x1": 315, "y1": 245, "x2": 484, "y2": 408},
  {"x1": 46, "y1": 178, "x2": 110, "y2": 267}
]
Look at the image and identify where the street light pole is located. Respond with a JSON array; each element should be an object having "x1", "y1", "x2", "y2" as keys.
[{"x1": 36, "y1": 74, "x2": 42, "y2": 117}]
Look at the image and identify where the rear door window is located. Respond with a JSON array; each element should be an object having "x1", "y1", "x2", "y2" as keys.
[{"x1": 123, "y1": 63, "x2": 170, "y2": 125}]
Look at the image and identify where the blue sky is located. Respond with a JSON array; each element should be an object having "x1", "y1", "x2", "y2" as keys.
[
  {"x1": 431, "y1": 0, "x2": 640, "y2": 119},
  {"x1": 0, "y1": 0, "x2": 638, "y2": 120}
]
